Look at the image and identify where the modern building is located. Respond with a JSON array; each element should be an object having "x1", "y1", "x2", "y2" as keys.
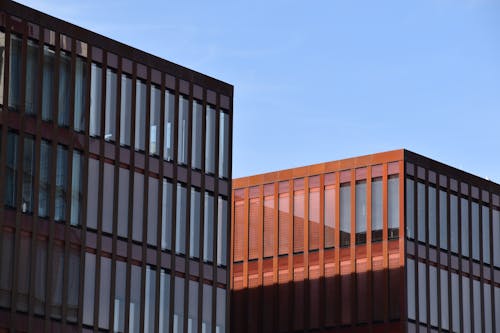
[
  {"x1": 231, "y1": 149, "x2": 500, "y2": 333},
  {"x1": 0, "y1": 1, "x2": 233, "y2": 332}
]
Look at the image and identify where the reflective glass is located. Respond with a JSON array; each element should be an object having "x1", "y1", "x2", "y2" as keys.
[
  {"x1": 162, "y1": 179, "x2": 173, "y2": 250},
  {"x1": 190, "y1": 188, "x2": 201, "y2": 258},
  {"x1": 129, "y1": 265, "x2": 141, "y2": 332},
  {"x1": 293, "y1": 190, "x2": 304, "y2": 252},
  {"x1": 472, "y1": 202, "x2": 480, "y2": 260},
  {"x1": 461, "y1": 198, "x2": 469, "y2": 257},
  {"x1": 82, "y1": 253, "x2": 95, "y2": 325},
  {"x1": 339, "y1": 184, "x2": 351, "y2": 247},
  {"x1": 25, "y1": 40, "x2": 39, "y2": 115},
  {"x1": 132, "y1": 172, "x2": 144, "y2": 242},
  {"x1": 450, "y1": 194, "x2": 458, "y2": 253},
  {"x1": 192, "y1": 100, "x2": 203, "y2": 169},
  {"x1": 114, "y1": 260, "x2": 126, "y2": 333},
  {"x1": 188, "y1": 280, "x2": 199, "y2": 333},
  {"x1": 451, "y1": 272, "x2": 459, "y2": 332},
  {"x1": 174, "y1": 277, "x2": 184, "y2": 333},
  {"x1": 0, "y1": 233, "x2": 13, "y2": 307},
  {"x1": 120, "y1": 74, "x2": 132, "y2": 145},
  {"x1": 204, "y1": 192, "x2": 214, "y2": 262},
  {"x1": 164, "y1": 90, "x2": 175, "y2": 161},
  {"x1": 202, "y1": 284, "x2": 212, "y2": 333},
  {"x1": 55, "y1": 145, "x2": 68, "y2": 221},
  {"x1": 159, "y1": 270, "x2": 171, "y2": 332},
  {"x1": 8, "y1": 35, "x2": 21, "y2": 110},
  {"x1": 429, "y1": 186, "x2": 436, "y2": 246},
  {"x1": 309, "y1": 188, "x2": 320, "y2": 250},
  {"x1": 219, "y1": 111, "x2": 230, "y2": 178},
  {"x1": 135, "y1": 80, "x2": 147, "y2": 151},
  {"x1": 150, "y1": 85, "x2": 161, "y2": 155},
  {"x1": 90, "y1": 63, "x2": 102, "y2": 136},
  {"x1": 440, "y1": 268, "x2": 449, "y2": 330},
  {"x1": 406, "y1": 179, "x2": 414, "y2": 239},
  {"x1": 34, "y1": 239, "x2": 47, "y2": 315},
  {"x1": 176, "y1": 183, "x2": 187, "y2": 254},
  {"x1": 39, "y1": 140, "x2": 51, "y2": 217},
  {"x1": 417, "y1": 182, "x2": 426, "y2": 243},
  {"x1": 372, "y1": 178, "x2": 383, "y2": 241},
  {"x1": 117, "y1": 167, "x2": 129, "y2": 238},
  {"x1": 5, "y1": 131, "x2": 18, "y2": 207},
  {"x1": 439, "y1": 190, "x2": 448, "y2": 250},
  {"x1": 42, "y1": 46, "x2": 55, "y2": 120},
  {"x1": 216, "y1": 288, "x2": 226, "y2": 333},
  {"x1": 482, "y1": 205, "x2": 490, "y2": 264},
  {"x1": 324, "y1": 185, "x2": 335, "y2": 248},
  {"x1": 355, "y1": 181, "x2": 366, "y2": 244},
  {"x1": 105, "y1": 69, "x2": 117, "y2": 141},
  {"x1": 484, "y1": 283, "x2": 492, "y2": 333},
  {"x1": 462, "y1": 276, "x2": 470, "y2": 332},
  {"x1": 418, "y1": 262, "x2": 427, "y2": 323},
  {"x1": 16, "y1": 235, "x2": 30, "y2": 311},
  {"x1": 58, "y1": 51, "x2": 71, "y2": 126},
  {"x1": 74, "y1": 57, "x2": 87, "y2": 131},
  {"x1": 178, "y1": 96, "x2": 189, "y2": 164},
  {"x1": 217, "y1": 196, "x2": 228, "y2": 266},
  {"x1": 145, "y1": 266, "x2": 156, "y2": 333},
  {"x1": 102, "y1": 163, "x2": 114, "y2": 233},
  {"x1": 429, "y1": 265, "x2": 438, "y2": 327},
  {"x1": 494, "y1": 209, "x2": 500, "y2": 267},
  {"x1": 99, "y1": 256, "x2": 111, "y2": 329},
  {"x1": 388, "y1": 176, "x2": 399, "y2": 239},
  {"x1": 0, "y1": 32, "x2": 4, "y2": 105},
  {"x1": 70, "y1": 150, "x2": 83, "y2": 226},
  {"x1": 205, "y1": 105, "x2": 216, "y2": 173},
  {"x1": 21, "y1": 136, "x2": 35, "y2": 213},
  {"x1": 473, "y1": 279, "x2": 482, "y2": 332},
  {"x1": 147, "y1": 177, "x2": 159, "y2": 246}
]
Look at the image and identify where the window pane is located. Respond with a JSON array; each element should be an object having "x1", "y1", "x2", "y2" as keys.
[
  {"x1": 188, "y1": 280, "x2": 199, "y2": 333},
  {"x1": 484, "y1": 283, "x2": 492, "y2": 333},
  {"x1": 83, "y1": 253, "x2": 96, "y2": 325},
  {"x1": 114, "y1": 260, "x2": 126, "y2": 333},
  {"x1": 216, "y1": 288, "x2": 226, "y2": 333},
  {"x1": 493, "y1": 209, "x2": 500, "y2": 268},
  {"x1": 324, "y1": 185, "x2": 335, "y2": 248},
  {"x1": 278, "y1": 192, "x2": 289, "y2": 255},
  {"x1": 55, "y1": 145, "x2": 68, "y2": 221},
  {"x1": 105, "y1": 69, "x2": 117, "y2": 141},
  {"x1": 5, "y1": 131, "x2": 18, "y2": 207},
  {"x1": 120, "y1": 74, "x2": 132, "y2": 145},
  {"x1": 263, "y1": 195, "x2": 275, "y2": 258},
  {"x1": 102, "y1": 163, "x2": 114, "y2": 233},
  {"x1": 129, "y1": 265, "x2": 141, "y2": 332},
  {"x1": 39, "y1": 140, "x2": 51, "y2": 217},
  {"x1": 34, "y1": 239, "x2": 47, "y2": 315},
  {"x1": 418, "y1": 262, "x2": 427, "y2": 323},
  {"x1": 192, "y1": 100, "x2": 203, "y2": 169},
  {"x1": 176, "y1": 183, "x2": 187, "y2": 254},
  {"x1": 117, "y1": 167, "x2": 129, "y2": 238},
  {"x1": 406, "y1": 179, "x2": 414, "y2": 240},
  {"x1": 164, "y1": 90, "x2": 175, "y2": 161},
  {"x1": 150, "y1": 85, "x2": 161, "y2": 155},
  {"x1": 388, "y1": 176, "x2": 399, "y2": 239},
  {"x1": 440, "y1": 268, "x2": 449, "y2": 330},
  {"x1": 42, "y1": 46, "x2": 55, "y2": 120},
  {"x1": 355, "y1": 181, "x2": 366, "y2": 244},
  {"x1": 249, "y1": 197, "x2": 260, "y2": 259},
  {"x1": 51, "y1": 246, "x2": 64, "y2": 319},
  {"x1": 0, "y1": 233, "x2": 13, "y2": 307},
  {"x1": 145, "y1": 266, "x2": 156, "y2": 333},
  {"x1": 90, "y1": 63, "x2": 102, "y2": 136},
  {"x1": 178, "y1": 95, "x2": 189, "y2": 165},
  {"x1": 217, "y1": 196, "x2": 228, "y2": 266},
  {"x1": 99, "y1": 256, "x2": 111, "y2": 329},
  {"x1": 202, "y1": 284, "x2": 212, "y2": 333},
  {"x1": 471, "y1": 202, "x2": 480, "y2": 261},
  {"x1": 8, "y1": 35, "x2": 22, "y2": 110},
  {"x1": 450, "y1": 194, "x2": 458, "y2": 253},
  {"x1": 218, "y1": 111, "x2": 229, "y2": 178},
  {"x1": 16, "y1": 235, "x2": 30, "y2": 311},
  {"x1": 495, "y1": 286, "x2": 500, "y2": 333},
  {"x1": 174, "y1": 277, "x2": 184, "y2": 333},
  {"x1": 159, "y1": 270, "x2": 171, "y2": 332},
  {"x1": 74, "y1": 57, "x2": 87, "y2": 131},
  {"x1": 190, "y1": 188, "x2": 201, "y2": 258},
  {"x1": 407, "y1": 258, "x2": 415, "y2": 320},
  {"x1": 205, "y1": 105, "x2": 216, "y2": 173},
  {"x1": 135, "y1": 80, "x2": 147, "y2": 151},
  {"x1": 439, "y1": 190, "x2": 448, "y2": 250},
  {"x1": 451, "y1": 272, "x2": 459, "y2": 331},
  {"x1": 462, "y1": 276, "x2": 470, "y2": 332},
  {"x1": 70, "y1": 150, "x2": 83, "y2": 226},
  {"x1": 162, "y1": 179, "x2": 173, "y2": 250},
  {"x1": 340, "y1": 184, "x2": 351, "y2": 247},
  {"x1": 309, "y1": 188, "x2": 320, "y2": 250},
  {"x1": 21, "y1": 136, "x2": 35, "y2": 213},
  {"x1": 429, "y1": 186, "x2": 437, "y2": 246},
  {"x1": 482, "y1": 205, "x2": 490, "y2": 264},
  {"x1": 473, "y1": 279, "x2": 482, "y2": 332},
  {"x1": 133, "y1": 172, "x2": 144, "y2": 242},
  {"x1": 293, "y1": 190, "x2": 304, "y2": 253},
  {"x1": 58, "y1": 51, "x2": 71, "y2": 126},
  {"x1": 417, "y1": 182, "x2": 426, "y2": 243},
  {"x1": 0, "y1": 32, "x2": 5, "y2": 105},
  {"x1": 461, "y1": 198, "x2": 469, "y2": 257},
  {"x1": 204, "y1": 192, "x2": 214, "y2": 262},
  {"x1": 429, "y1": 265, "x2": 438, "y2": 327},
  {"x1": 147, "y1": 177, "x2": 159, "y2": 246},
  {"x1": 25, "y1": 40, "x2": 39, "y2": 115}
]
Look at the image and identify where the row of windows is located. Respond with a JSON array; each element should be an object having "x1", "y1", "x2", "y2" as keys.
[
  {"x1": 2, "y1": 130, "x2": 83, "y2": 224},
  {"x1": 0, "y1": 33, "x2": 230, "y2": 178},
  {"x1": 234, "y1": 176, "x2": 400, "y2": 262},
  {"x1": 406, "y1": 178, "x2": 500, "y2": 267},
  {"x1": 407, "y1": 258, "x2": 500, "y2": 332},
  {"x1": 82, "y1": 253, "x2": 226, "y2": 333},
  {"x1": 87, "y1": 159, "x2": 228, "y2": 266}
]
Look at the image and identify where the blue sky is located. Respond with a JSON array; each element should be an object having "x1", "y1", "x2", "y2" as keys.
[{"x1": 17, "y1": 0, "x2": 500, "y2": 181}]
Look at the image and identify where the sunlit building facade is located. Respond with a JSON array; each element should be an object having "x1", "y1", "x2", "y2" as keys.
[
  {"x1": 0, "y1": 1, "x2": 232, "y2": 332},
  {"x1": 231, "y1": 149, "x2": 500, "y2": 333}
]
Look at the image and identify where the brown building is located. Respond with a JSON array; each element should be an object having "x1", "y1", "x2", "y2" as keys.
[{"x1": 231, "y1": 149, "x2": 500, "y2": 333}]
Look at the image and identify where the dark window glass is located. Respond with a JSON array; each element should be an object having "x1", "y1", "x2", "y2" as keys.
[
  {"x1": 462, "y1": 276, "x2": 471, "y2": 332},
  {"x1": 192, "y1": 100, "x2": 203, "y2": 169},
  {"x1": 439, "y1": 189, "x2": 448, "y2": 250},
  {"x1": 293, "y1": 189, "x2": 304, "y2": 253},
  {"x1": 21, "y1": 136, "x2": 35, "y2": 213},
  {"x1": 66, "y1": 248, "x2": 80, "y2": 322},
  {"x1": 216, "y1": 288, "x2": 226, "y2": 333},
  {"x1": 147, "y1": 176, "x2": 159, "y2": 246},
  {"x1": 55, "y1": 145, "x2": 68, "y2": 221},
  {"x1": 132, "y1": 172, "x2": 144, "y2": 242},
  {"x1": 129, "y1": 265, "x2": 141, "y2": 332},
  {"x1": 371, "y1": 178, "x2": 382, "y2": 242},
  {"x1": 217, "y1": 196, "x2": 228, "y2": 266},
  {"x1": 324, "y1": 185, "x2": 335, "y2": 248},
  {"x1": 90, "y1": 63, "x2": 102, "y2": 136},
  {"x1": 483, "y1": 205, "x2": 490, "y2": 264},
  {"x1": 451, "y1": 272, "x2": 459, "y2": 331},
  {"x1": 484, "y1": 283, "x2": 492, "y2": 333},
  {"x1": 429, "y1": 186, "x2": 437, "y2": 246},
  {"x1": 205, "y1": 105, "x2": 216, "y2": 173},
  {"x1": 145, "y1": 266, "x2": 156, "y2": 333},
  {"x1": 418, "y1": 261, "x2": 427, "y2": 323},
  {"x1": 25, "y1": 40, "x2": 39, "y2": 115},
  {"x1": 188, "y1": 280, "x2": 199, "y2": 333},
  {"x1": 58, "y1": 51, "x2": 71, "y2": 126},
  {"x1": 164, "y1": 90, "x2": 175, "y2": 161},
  {"x1": 202, "y1": 284, "x2": 212, "y2": 333},
  {"x1": 406, "y1": 178, "x2": 414, "y2": 239},
  {"x1": 450, "y1": 194, "x2": 458, "y2": 253},
  {"x1": 34, "y1": 239, "x2": 47, "y2": 315},
  {"x1": 496, "y1": 287, "x2": 500, "y2": 333},
  {"x1": 117, "y1": 167, "x2": 129, "y2": 238},
  {"x1": 16, "y1": 235, "x2": 30, "y2": 312},
  {"x1": 0, "y1": 233, "x2": 13, "y2": 307},
  {"x1": 429, "y1": 265, "x2": 438, "y2": 327},
  {"x1": 309, "y1": 187, "x2": 320, "y2": 250},
  {"x1": 0, "y1": 32, "x2": 5, "y2": 105},
  {"x1": 176, "y1": 183, "x2": 187, "y2": 254},
  {"x1": 493, "y1": 209, "x2": 500, "y2": 268},
  {"x1": 174, "y1": 277, "x2": 184, "y2": 333},
  {"x1": 178, "y1": 95, "x2": 189, "y2": 165},
  {"x1": 135, "y1": 80, "x2": 146, "y2": 151},
  {"x1": 159, "y1": 270, "x2": 171, "y2": 332},
  {"x1": 417, "y1": 182, "x2": 426, "y2": 243},
  {"x1": 473, "y1": 279, "x2": 482, "y2": 332},
  {"x1": 39, "y1": 140, "x2": 51, "y2": 217},
  {"x1": 461, "y1": 197, "x2": 469, "y2": 257},
  {"x1": 204, "y1": 192, "x2": 214, "y2": 262},
  {"x1": 74, "y1": 57, "x2": 87, "y2": 132},
  {"x1": 340, "y1": 183, "x2": 351, "y2": 247},
  {"x1": 219, "y1": 111, "x2": 230, "y2": 178},
  {"x1": 114, "y1": 260, "x2": 126, "y2": 332},
  {"x1": 120, "y1": 74, "x2": 132, "y2": 146},
  {"x1": 406, "y1": 258, "x2": 415, "y2": 320},
  {"x1": 355, "y1": 180, "x2": 366, "y2": 244},
  {"x1": 388, "y1": 176, "x2": 399, "y2": 239},
  {"x1": 70, "y1": 151, "x2": 83, "y2": 226},
  {"x1": 82, "y1": 253, "x2": 96, "y2": 325},
  {"x1": 102, "y1": 162, "x2": 114, "y2": 233},
  {"x1": 150, "y1": 85, "x2": 161, "y2": 155},
  {"x1": 86, "y1": 158, "x2": 99, "y2": 229},
  {"x1": 5, "y1": 131, "x2": 18, "y2": 207},
  {"x1": 190, "y1": 187, "x2": 201, "y2": 258},
  {"x1": 8, "y1": 35, "x2": 22, "y2": 110},
  {"x1": 472, "y1": 202, "x2": 480, "y2": 261},
  {"x1": 42, "y1": 46, "x2": 55, "y2": 121},
  {"x1": 105, "y1": 69, "x2": 117, "y2": 141},
  {"x1": 440, "y1": 268, "x2": 449, "y2": 330},
  {"x1": 51, "y1": 245, "x2": 64, "y2": 319},
  {"x1": 162, "y1": 179, "x2": 173, "y2": 250}
]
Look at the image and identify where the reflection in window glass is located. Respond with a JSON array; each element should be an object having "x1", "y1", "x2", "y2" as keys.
[
  {"x1": 55, "y1": 145, "x2": 68, "y2": 221},
  {"x1": 450, "y1": 194, "x2": 458, "y2": 253},
  {"x1": 429, "y1": 265, "x2": 438, "y2": 327},
  {"x1": 41, "y1": 46, "x2": 55, "y2": 120},
  {"x1": 74, "y1": 57, "x2": 87, "y2": 131},
  {"x1": 372, "y1": 178, "x2": 383, "y2": 242},
  {"x1": 205, "y1": 105, "x2": 216, "y2": 173},
  {"x1": 174, "y1": 277, "x2": 184, "y2": 333},
  {"x1": 129, "y1": 265, "x2": 141, "y2": 332},
  {"x1": 324, "y1": 185, "x2": 335, "y2": 248},
  {"x1": 439, "y1": 190, "x2": 448, "y2": 250},
  {"x1": 461, "y1": 198, "x2": 469, "y2": 257},
  {"x1": 135, "y1": 80, "x2": 147, "y2": 151},
  {"x1": 178, "y1": 96, "x2": 189, "y2": 165},
  {"x1": 90, "y1": 63, "x2": 102, "y2": 136},
  {"x1": 176, "y1": 184, "x2": 187, "y2": 254},
  {"x1": 418, "y1": 262, "x2": 427, "y2": 323},
  {"x1": 202, "y1": 284, "x2": 212, "y2": 333},
  {"x1": 105, "y1": 69, "x2": 117, "y2": 141},
  {"x1": 0, "y1": 32, "x2": 5, "y2": 105},
  {"x1": 147, "y1": 177, "x2": 159, "y2": 246},
  {"x1": 462, "y1": 276, "x2": 471, "y2": 332},
  {"x1": 70, "y1": 151, "x2": 83, "y2": 226},
  {"x1": 472, "y1": 202, "x2": 480, "y2": 261},
  {"x1": 145, "y1": 266, "x2": 156, "y2": 333},
  {"x1": 150, "y1": 86, "x2": 161, "y2": 155},
  {"x1": 5, "y1": 131, "x2": 18, "y2": 207},
  {"x1": 58, "y1": 51, "x2": 71, "y2": 126},
  {"x1": 473, "y1": 279, "x2": 482, "y2": 332},
  {"x1": 98, "y1": 257, "x2": 111, "y2": 329},
  {"x1": 216, "y1": 288, "x2": 226, "y2": 333},
  {"x1": 340, "y1": 184, "x2": 351, "y2": 247},
  {"x1": 192, "y1": 100, "x2": 203, "y2": 169},
  {"x1": 120, "y1": 74, "x2": 132, "y2": 146},
  {"x1": 188, "y1": 280, "x2": 199, "y2": 333},
  {"x1": 293, "y1": 190, "x2": 304, "y2": 253},
  {"x1": 417, "y1": 182, "x2": 426, "y2": 243},
  {"x1": 162, "y1": 179, "x2": 173, "y2": 250},
  {"x1": 219, "y1": 111, "x2": 230, "y2": 178},
  {"x1": 21, "y1": 136, "x2": 35, "y2": 213},
  {"x1": 117, "y1": 168, "x2": 129, "y2": 238},
  {"x1": 217, "y1": 196, "x2": 228, "y2": 266},
  {"x1": 495, "y1": 287, "x2": 500, "y2": 333},
  {"x1": 451, "y1": 272, "x2": 459, "y2": 332},
  {"x1": 484, "y1": 283, "x2": 492, "y2": 333},
  {"x1": 493, "y1": 209, "x2": 500, "y2": 268},
  {"x1": 8, "y1": 35, "x2": 22, "y2": 111},
  {"x1": 164, "y1": 91, "x2": 175, "y2": 161},
  {"x1": 82, "y1": 253, "x2": 96, "y2": 325},
  {"x1": 406, "y1": 179, "x2": 414, "y2": 240},
  {"x1": 133, "y1": 172, "x2": 144, "y2": 242},
  {"x1": 440, "y1": 268, "x2": 449, "y2": 330},
  {"x1": 159, "y1": 270, "x2": 171, "y2": 332},
  {"x1": 102, "y1": 163, "x2": 114, "y2": 233},
  {"x1": 482, "y1": 206, "x2": 490, "y2": 264},
  {"x1": 39, "y1": 140, "x2": 51, "y2": 217},
  {"x1": 278, "y1": 193, "x2": 290, "y2": 255},
  {"x1": 190, "y1": 188, "x2": 201, "y2": 258},
  {"x1": 204, "y1": 192, "x2": 214, "y2": 262},
  {"x1": 428, "y1": 186, "x2": 436, "y2": 246},
  {"x1": 309, "y1": 188, "x2": 320, "y2": 250},
  {"x1": 355, "y1": 181, "x2": 366, "y2": 244},
  {"x1": 114, "y1": 261, "x2": 126, "y2": 333},
  {"x1": 25, "y1": 40, "x2": 39, "y2": 115},
  {"x1": 263, "y1": 195, "x2": 274, "y2": 258},
  {"x1": 388, "y1": 176, "x2": 399, "y2": 239}
]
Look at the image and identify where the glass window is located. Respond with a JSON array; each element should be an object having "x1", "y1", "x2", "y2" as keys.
[
  {"x1": 484, "y1": 283, "x2": 492, "y2": 333},
  {"x1": 164, "y1": 90, "x2": 175, "y2": 161},
  {"x1": 462, "y1": 276, "x2": 471, "y2": 332},
  {"x1": 340, "y1": 183, "x2": 351, "y2": 247},
  {"x1": 55, "y1": 145, "x2": 68, "y2": 221},
  {"x1": 450, "y1": 193, "x2": 459, "y2": 253},
  {"x1": 324, "y1": 185, "x2": 335, "y2": 248},
  {"x1": 117, "y1": 167, "x2": 129, "y2": 238},
  {"x1": 188, "y1": 280, "x2": 199, "y2": 333},
  {"x1": 0, "y1": 32, "x2": 5, "y2": 105},
  {"x1": 102, "y1": 163, "x2": 114, "y2": 233},
  {"x1": 39, "y1": 140, "x2": 51, "y2": 217},
  {"x1": 451, "y1": 272, "x2": 459, "y2": 332},
  {"x1": 418, "y1": 261, "x2": 427, "y2": 323},
  {"x1": 82, "y1": 252, "x2": 96, "y2": 326},
  {"x1": 417, "y1": 182, "x2": 426, "y2": 243},
  {"x1": 25, "y1": 40, "x2": 39, "y2": 115},
  {"x1": 192, "y1": 100, "x2": 203, "y2": 169},
  {"x1": 41, "y1": 46, "x2": 55, "y2": 121},
  {"x1": 493, "y1": 209, "x2": 500, "y2": 268},
  {"x1": 372, "y1": 178, "x2": 383, "y2": 242},
  {"x1": 33, "y1": 239, "x2": 47, "y2": 315},
  {"x1": 205, "y1": 105, "x2": 216, "y2": 173},
  {"x1": 70, "y1": 150, "x2": 83, "y2": 226},
  {"x1": 388, "y1": 176, "x2": 399, "y2": 239},
  {"x1": 159, "y1": 270, "x2": 171, "y2": 332},
  {"x1": 0, "y1": 233, "x2": 13, "y2": 308},
  {"x1": 482, "y1": 205, "x2": 490, "y2": 264},
  {"x1": 133, "y1": 172, "x2": 144, "y2": 242},
  {"x1": 190, "y1": 188, "x2": 201, "y2": 258},
  {"x1": 51, "y1": 246, "x2": 65, "y2": 319},
  {"x1": 120, "y1": 74, "x2": 132, "y2": 146},
  {"x1": 147, "y1": 177, "x2": 159, "y2": 246},
  {"x1": 21, "y1": 136, "x2": 35, "y2": 213},
  {"x1": 278, "y1": 192, "x2": 290, "y2": 255},
  {"x1": 98, "y1": 256, "x2": 111, "y2": 329},
  {"x1": 263, "y1": 195, "x2": 274, "y2": 258},
  {"x1": 74, "y1": 57, "x2": 87, "y2": 132},
  {"x1": 58, "y1": 51, "x2": 71, "y2": 126},
  {"x1": 216, "y1": 288, "x2": 226, "y2": 333},
  {"x1": 5, "y1": 131, "x2": 18, "y2": 207},
  {"x1": 105, "y1": 69, "x2": 117, "y2": 141},
  {"x1": 66, "y1": 250, "x2": 80, "y2": 322},
  {"x1": 204, "y1": 192, "x2": 214, "y2": 262},
  {"x1": 178, "y1": 95, "x2": 189, "y2": 165},
  {"x1": 145, "y1": 266, "x2": 156, "y2": 333},
  {"x1": 219, "y1": 111, "x2": 230, "y2": 178},
  {"x1": 406, "y1": 179, "x2": 414, "y2": 239},
  {"x1": 461, "y1": 198, "x2": 469, "y2": 257},
  {"x1": 8, "y1": 35, "x2": 22, "y2": 111},
  {"x1": 439, "y1": 190, "x2": 448, "y2": 250},
  {"x1": 114, "y1": 260, "x2": 126, "y2": 333},
  {"x1": 472, "y1": 202, "x2": 480, "y2": 261},
  {"x1": 293, "y1": 189, "x2": 304, "y2": 253},
  {"x1": 355, "y1": 180, "x2": 366, "y2": 244},
  {"x1": 429, "y1": 186, "x2": 437, "y2": 246},
  {"x1": 473, "y1": 279, "x2": 482, "y2": 332},
  {"x1": 176, "y1": 183, "x2": 187, "y2": 254},
  {"x1": 174, "y1": 277, "x2": 184, "y2": 333},
  {"x1": 249, "y1": 196, "x2": 259, "y2": 260},
  {"x1": 129, "y1": 265, "x2": 141, "y2": 332},
  {"x1": 16, "y1": 235, "x2": 30, "y2": 312},
  {"x1": 429, "y1": 265, "x2": 438, "y2": 327},
  {"x1": 440, "y1": 268, "x2": 449, "y2": 330},
  {"x1": 217, "y1": 196, "x2": 228, "y2": 266},
  {"x1": 90, "y1": 63, "x2": 102, "y2": 136},
  {"x1": 309, "y1": 187, "x2": 320, "y2": 250},
  {"x1": 135, "y1": 80, "x2": 147, "y2": 151},
  {"x1": 150, "y1": 85, "x2": 161, "y2": 155},
  {"x1": 202, "y1": 284, "x2": 212, "y2": 333},
  {"x1": 162, "y1": 179, "x2": 173, "y2": 250},
  {"x1": 495, "y1": 286, "x2": 500, "y2": 333}
]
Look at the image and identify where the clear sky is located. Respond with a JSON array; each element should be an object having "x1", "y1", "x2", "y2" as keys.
[{"x1": 17, "y1": 0, "x2": 500, "y2": 182}]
